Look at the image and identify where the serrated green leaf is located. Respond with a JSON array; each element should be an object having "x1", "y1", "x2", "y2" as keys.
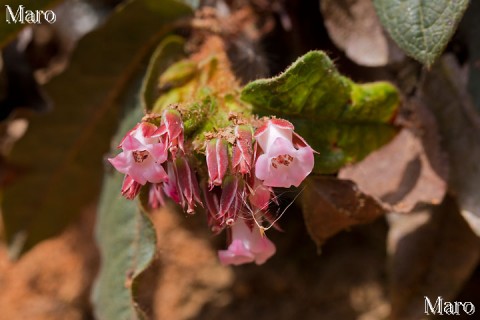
[
  {"x1": 1, "y1": 0, "x2": 193, "y2": 257},
  {"x1": 373, "y1": 0, "x2": 469, "y2": 67},
  {"x1": 0, "y1": 0, "x2": 63, "y2": 48},
  {"x1": 240, "y1": 51, "x2": 399, "y2": 173}
]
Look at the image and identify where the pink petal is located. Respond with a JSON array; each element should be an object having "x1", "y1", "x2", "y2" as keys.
[
  {"x1": 108, "y1": 152, "x2": 131, "y2": 174},
  {"x1": 121, "y1": 135, "x2": 144, "y2": 152},
  {"x1": 218, "y1": 240, "x2": 255, "y2": 265},
  {"x1": 218, "y1": 220, "x2": 276, "y2": 266},
  {"x1": 142, "y1": 162, "x2": 168, "y2": 184},
  {"x1": 255, "y1": 120, "x2": 293, "y2": 152}
]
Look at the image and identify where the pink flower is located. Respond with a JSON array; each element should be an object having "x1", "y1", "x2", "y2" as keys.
[
  {"x1": 218, "y1": 220, "x2": 276, "y2": 266},
  {"x1": 232, "y1": 125, "x2": 253, "y2": 175},
  {"x1": 109, "y1": 122, "x2": 168, "y2": 185},
  {"x1": 206, "y1": 138, "x2": 229, "y2": 188},
  {"x1": 254, "y1": 119, "x2": 314, "y2": 188}
]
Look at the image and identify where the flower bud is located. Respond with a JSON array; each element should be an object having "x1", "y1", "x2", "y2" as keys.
[
  {"x1": 206, "y1": 138, "x2": 229, "y2": 188},
  {"x1": 232, "y1": 125, "x2": 253, "y2": 175}
]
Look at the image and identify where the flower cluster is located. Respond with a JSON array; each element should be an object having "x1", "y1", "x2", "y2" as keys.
[
  {"x1": 109, "y1": 110, "x2": 315, "y2": 266},
  {"x1": 108, "y1": 109, "x2": 202, "y2": 213}
]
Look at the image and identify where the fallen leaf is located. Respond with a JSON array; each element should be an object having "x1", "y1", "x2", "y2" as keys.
[
  {"x1": 419, "y1": 55, "x2": 480, "y2": 236},
  {"x1": 301, "y1": 176, "x2": 386, "y2": 247},
  {"x1": 339, "y1": 112, "x2": 448, "y2": 213},
  {"x1": 321, "y1": 0, "x2": 403, "y2": 66},
  {"x1": 387, "y1": 196, "x2": 480, "y2": 320}
]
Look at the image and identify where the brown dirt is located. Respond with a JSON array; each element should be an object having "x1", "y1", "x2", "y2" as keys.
[{"x1": 1, "y1": 204, "x2": 478, "y2": 320}]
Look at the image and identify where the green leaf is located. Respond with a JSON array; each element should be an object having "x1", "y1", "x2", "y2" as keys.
[
  {"x1": 240, "y1": 51, "x2": 399, "y2": 173},
  {"x1": 92, "y1": 136, "x2": 156, "y2": 319},
  {"x1": 372, "y1": 0, "x2": 469, "y2": 67},
  {"x1": 141, "y1": 36, "x2": 187, "y2": 111},
  {"x1": 1, "y1": 0, "x2": 193, "y2": 257},
  {"x1": 0, "y1": 0, "x2": 63, "y2": 48}
]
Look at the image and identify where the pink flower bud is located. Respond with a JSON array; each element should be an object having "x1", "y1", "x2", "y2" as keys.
[
  {"x1": 109, "y1": 122, "x2": 168, "y2": 185},
  {"x1": 121, "y1": 175, "x2": 142, "y2": 200},
  {"x1": 218, "y1": 220, "x2": 276, "y2": 266},
  {"x1": 206, "y1": 138, "x2": 229, "y2": 188},
  {"x1": 254, "y1": 118, "x2": 314, "y2": 188},
  {"x1": 232, "y1": 125, "x2": 253, "y2": 175},
  {"x1": 202, "y1": 184, "x2": 223, "y2": 234},
  {"x1": 155, "y1": 109, "x2": 184, "y2": 158},
  {"x1": 219, "y1": 175, "x2": 242, "y2": 220},
  {"x1": 163, "y1": 161, "x2": 181, "y2": 204},
  {"x1": 175, "y1": 157, "x2": 203, "y2": 213},
  {"x1": 149, "y1": 183, "x2": 166, "y2": 209}
]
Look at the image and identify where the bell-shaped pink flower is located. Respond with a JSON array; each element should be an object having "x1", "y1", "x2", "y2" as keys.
[
  {"x1": 254, "y1": 119, "x2": 314, "y2": 188},
  {"x1": 206, "y1": 138, "x2": 229, "y2": 188},
  {"x1": 232, "y1": 125, "x2": 253, "y2": 175},
  {"x1": 109, "y1": 122, "x2": 168, "y2": 185},
  {"x1": 218, "y1": 220, "x2": 276, "y2": 266}
]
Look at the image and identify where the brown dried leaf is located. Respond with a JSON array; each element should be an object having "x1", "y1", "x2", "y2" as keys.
[
  {"x1": 320, "y1": 0, "x2": 404, "y2": 66},
  {"x1": 339, "y1": 123, "x2": 448, "y2": 213},
  {"x1": 301, "y1": 176, "x2": 386, "y2": 247},
  {"x1": 419, "y1": 55, "x2": 480, "y2": 236},
  {"x1": 388, "y1": 196, "x2": 480, "y2": 320}
]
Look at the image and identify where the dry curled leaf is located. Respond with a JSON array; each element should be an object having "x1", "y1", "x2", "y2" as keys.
[
  {"x1": 339, "y1": 113, "x2": 448, "y2": 213},
  {"x1": 301, "y1": 176, "x2": 386, "y2": 247},
  {"x1": 419, "y1": 55, "x2": 480, "y2": 236},
  {"x1": 320, "y1": 0, "x2": 403, "y2": 66},
  {"x1": 387, "y1": 196, "x2": 480, "y2": 320}
]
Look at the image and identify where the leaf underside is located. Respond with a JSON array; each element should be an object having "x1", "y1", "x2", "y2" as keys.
[{"x1": 372, "y1": 0, "x2": 469, "y2": 67}]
